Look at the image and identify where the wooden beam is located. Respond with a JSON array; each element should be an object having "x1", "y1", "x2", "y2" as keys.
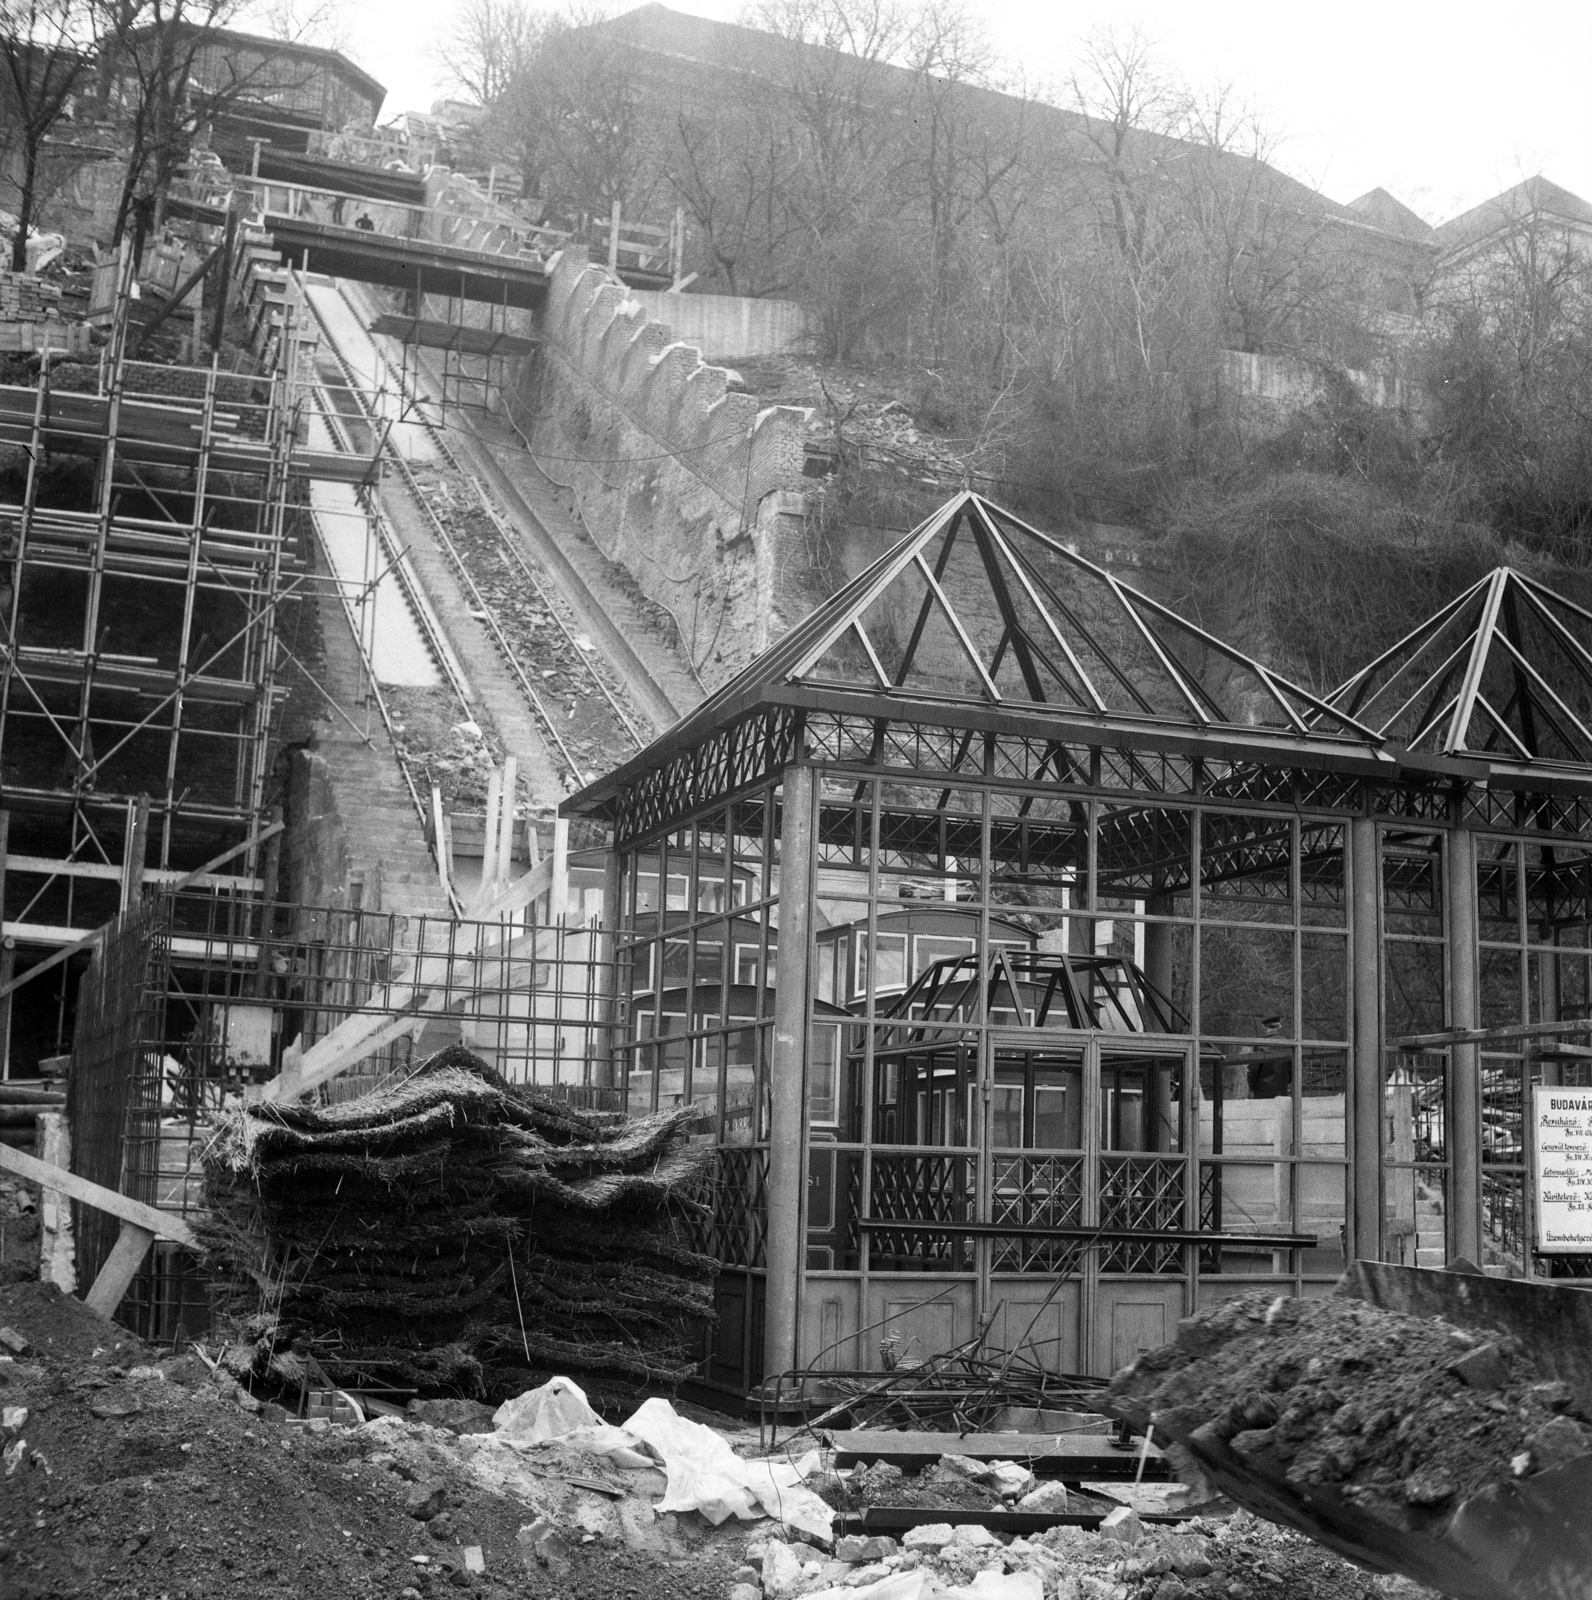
[
  {"x1": 0, "y1": 1144, "x2": 197, "y2": 1246},
  {"x1": 84, "y1": 1220, "x2": 157, "y2": 1318},
  {"x1": 1395, "y1": 1019, "x2": 1592, "y2": 1049},
  {"x1": 0, "y1": 926, "x2": 102, "y2": 1003},
  {"x1": 256, "y1": 864, "x2": 555, "y2": 1102},
  {"x1": 0, "y1": 939, "x2": 14, "y2": 1083},
  {"x1": 120, "y1": 794, "x2": 150, "y2": 911},
  {"x1": 166, "y1": 819, "x2": 286, "y2": 896},
  {"x1": 4, "y1": 855, "x2": 262, "y2": 891}
]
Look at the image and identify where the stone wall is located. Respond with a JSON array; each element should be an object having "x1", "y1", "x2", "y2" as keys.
[{"x1": 508, "y1": 252, "x2": 813, "y2": 688}]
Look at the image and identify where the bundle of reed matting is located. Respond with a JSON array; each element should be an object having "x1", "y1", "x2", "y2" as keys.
[{"x1": 198, "y1": 1046, "x2": 717, "y2": 1395}]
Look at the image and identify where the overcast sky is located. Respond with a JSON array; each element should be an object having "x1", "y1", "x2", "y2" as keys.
[{"x1": 345, "y1": 0, "x2": 1592, "y2": 226}]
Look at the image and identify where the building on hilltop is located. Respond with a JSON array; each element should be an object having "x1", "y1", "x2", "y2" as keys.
[{"x1": 108, "y1": 24, "x2": 386, "y2": 162}]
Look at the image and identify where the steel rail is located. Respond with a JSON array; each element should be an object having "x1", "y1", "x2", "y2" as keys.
[
  {"x1": 331, "y1": 280, "x2": 648, "y2": 750},
  {"x1": 307, "y1": 282, "x2": 609, "y2": 783}
]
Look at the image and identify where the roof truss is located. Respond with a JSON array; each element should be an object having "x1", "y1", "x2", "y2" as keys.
[
  {"x1": 783, "y1": 492, "x2": 1375, "y2": 738},
  {"x1": 1325, "y1": 568, "x2": 1592, "y2": 766}
]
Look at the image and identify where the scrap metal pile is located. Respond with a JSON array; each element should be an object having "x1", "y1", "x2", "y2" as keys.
[{"x1": 198, "y1": 1046, "x2": 716, "y2": 1396}]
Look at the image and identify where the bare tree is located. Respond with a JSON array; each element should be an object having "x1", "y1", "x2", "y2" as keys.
[
  {"x1": 100, "y1": 0, "x2": 242, "y2": 252},
  {"x1": 247, "y1": 0, "x2": 348, "y2": 54},
  {"x1": 1421, "y1": 182, "x2": 1592, "y2": 546},
  {"x1": 0, "y1": 0, "x2": 97, "y2": 270},
  {"x1": 896, "y1": 2, "x2": 1029, "y2": 341},
  {"x1": 440, "y1": 0, "x2": 540, "y2": 107},
  {"x1": 494, "y1": 7, "x2": 662, "y2": 219}
]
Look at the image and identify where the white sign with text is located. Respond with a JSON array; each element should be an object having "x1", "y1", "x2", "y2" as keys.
[{"x1": 1533, "y1": 1085, "x2": 1592, "y2": 1254}]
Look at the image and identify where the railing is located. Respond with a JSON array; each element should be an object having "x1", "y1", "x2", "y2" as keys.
[
  {"x1": 991, "y1": 1153, "x2": 1084, "y2": 1272},
  {"x1": 867, "y1": 1149, "x2": 977, "y2": 1270},
  {"x1": 1099, "y1": 1154, "x2": 1185, "y2": 1273}
]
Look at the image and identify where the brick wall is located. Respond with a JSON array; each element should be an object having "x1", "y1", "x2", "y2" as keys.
[{"x1": 508, "y1": 252, "x2": 813, "y2": 688}]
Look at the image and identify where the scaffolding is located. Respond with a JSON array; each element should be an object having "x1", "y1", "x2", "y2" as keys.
[{"x1": 0, "y1": 266, "x2": 379, "y2": 944}]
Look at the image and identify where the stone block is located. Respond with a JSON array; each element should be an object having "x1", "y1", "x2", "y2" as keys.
[
  {"x1": 761, "y1": 1540, "x2": 807, "y2": 1598},
  {"x1": 1099, "y1": 1506, "x2": 1143, "y2": 1546},
  {"x1": 901, "y1": 1524, "x2": 955, "y2": 1551}
]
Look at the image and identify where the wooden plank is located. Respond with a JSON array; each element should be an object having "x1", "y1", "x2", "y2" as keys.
[
  {"x1": 823, "y1": 1430, "x2": 1168, "y2": 1480},
  {"x1": 1396, "y1": 1020, "x2": 1592, "y2": 1049},
  {"x1": 0, "y1": 1144, "x2": 198, "y2": 1247},
  {"x1": 84, "y1": 1220, "x2": 157, "y2": 1318},
  {"x1": 838, "y1": 1509, "x2": 1190, "y2": 1535},
  {"x1": 369, "y1": 314, "x2": 537, "y2": 358}
]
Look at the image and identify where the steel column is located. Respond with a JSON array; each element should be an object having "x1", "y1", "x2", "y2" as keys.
[
  {"x1": 1350, "y1": 816, "x2": 1383, "y2": 1260},
  {"x1": 764, "y1": 762, "x2": 816, "y2": 1380},
  {"x1": 1447, "y1": 826, "x2": 1482, "y2": 1265}
]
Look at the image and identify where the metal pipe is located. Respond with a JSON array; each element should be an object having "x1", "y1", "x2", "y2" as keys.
[
  {"x1": 765, "y1": 761, "x2": 816, "y2": 1380},
  {"x1": 1447, "y1": 826, "x2": 1482, "y2": 1264},
  {"x1": 1350, "y1": 816, "x2": 1383, "y2": 1261}
]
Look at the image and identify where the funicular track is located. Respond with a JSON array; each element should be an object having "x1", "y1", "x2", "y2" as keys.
[{"x1": 298, "y1": 275, "x2": 650, "y2": 792}]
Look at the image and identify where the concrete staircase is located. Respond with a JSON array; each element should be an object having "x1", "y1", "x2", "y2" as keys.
[{"x1": 283, "y1": 570, "x2": 452, "y2": 921}]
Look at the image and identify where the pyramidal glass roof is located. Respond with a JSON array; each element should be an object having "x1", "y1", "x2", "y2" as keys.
[
  {"x1": 1323, "y1": 567, "x2": 1592, "y2": 768},
  {"x1": 567, "y1": 492, "x2": 1399, "y2": 818},
  {"x1": 705, "y1": 491, "x2": 1375, "y2": 735}
]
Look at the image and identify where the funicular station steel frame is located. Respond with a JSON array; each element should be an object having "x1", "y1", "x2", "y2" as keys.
[{"x1": 565, "y1": 490, "x2": 1592, "y2": 1395}]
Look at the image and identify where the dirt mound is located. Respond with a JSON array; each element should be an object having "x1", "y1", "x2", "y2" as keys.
[
  {"x1": 1109, "y1": 1290, "x2": 1588, "y2": 1517},
  {"x1": 0, "y1": 1307, "x2": 747, "y2": 1600},
  {"x1": 0, "y1": 1281, "x2": 145, "y2": 1364}
]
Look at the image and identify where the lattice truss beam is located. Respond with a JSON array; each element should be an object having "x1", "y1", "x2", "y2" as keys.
[{"x1": 1326, "y1": 566, "x2": 1592, "y2": 766}]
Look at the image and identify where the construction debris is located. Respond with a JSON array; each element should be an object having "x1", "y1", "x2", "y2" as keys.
[
  {"x1": 786, "y1": 1340, "x2": 1109, "y2": 1436},
  {"x1": 1108, "y1": 1284, "x2": 1592, "y2": 1599},
  {"x1": 198, "y1": 1046, "x2": 716, "y2": 1396},
  {"x1": 1113, "y1": 1290, "x2": 1587, "y2": 1510},
  {"x1": 0, "y1": 1278, "x2": 1437, "y2": 1600}
]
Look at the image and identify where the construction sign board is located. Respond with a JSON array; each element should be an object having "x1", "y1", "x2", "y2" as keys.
[{"x1": 1532, "y1": 1085, "x2": 1592, "y2": 1253}]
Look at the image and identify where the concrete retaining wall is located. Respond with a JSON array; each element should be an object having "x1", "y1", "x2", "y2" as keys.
[
  {"x1": 1221, "y1": 349, "x2": 1411, "y2": 413},
  {"x1": 510, "y1": 252, "x2": 813, "y2": 688},
  {"x1": 627, "y1": 289, "x2": 808, "y2": 360}
]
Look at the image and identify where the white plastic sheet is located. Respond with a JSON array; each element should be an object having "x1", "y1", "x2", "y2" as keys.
[
  {"x1": 488, "y1": 1378, "x2": 833, "y2": 1538},
  {"x1": 493, "y1": 1376, "x2": 602, "y2": 1443},
  {"x1": 620, "y1": 1396, "x2": 834, "y2": 1540}
]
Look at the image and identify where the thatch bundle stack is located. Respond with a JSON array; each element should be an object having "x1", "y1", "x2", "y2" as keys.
[{"x1": 198, "y1": 1046, "x2": 716, "y2": 1396}]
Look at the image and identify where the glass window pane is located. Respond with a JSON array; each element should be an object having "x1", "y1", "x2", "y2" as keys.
[
  {"x1": 809, "y1": 1023, "x2": 839, "y2": 1126},
  {"x1": 991, "y1": 1083, "x2": 1023, "y2": 1148},
  {"x1": 1384, "y1": 940, "x2": 1445, "y2": 1039},
  {"x1": 858, "y1": 932, "x2": 909, "y2": 995},
  {"x1": 1102, "y1": 1056, "x2": 1182, "y2": 1152},
  {"x1": 1302, "y1": 933, "x2": 1347, "y2": 1041},
  {"x1": 1297, "y1": 1165, "x2": 1347, "y2": 1275},
  {"x1": 1033, "y1": 1068, "x2": 1082, "y2": 1149},
  {"x1": 1200, "y1": 924, "x2": 1295, "y2": 1038},
  {"x1": 1200, "y1": 1161, "x2": 1285, "y2": 1273},
  {"x1": 1201, "y1": 812, "x2": 1294, "y2": 923}
]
